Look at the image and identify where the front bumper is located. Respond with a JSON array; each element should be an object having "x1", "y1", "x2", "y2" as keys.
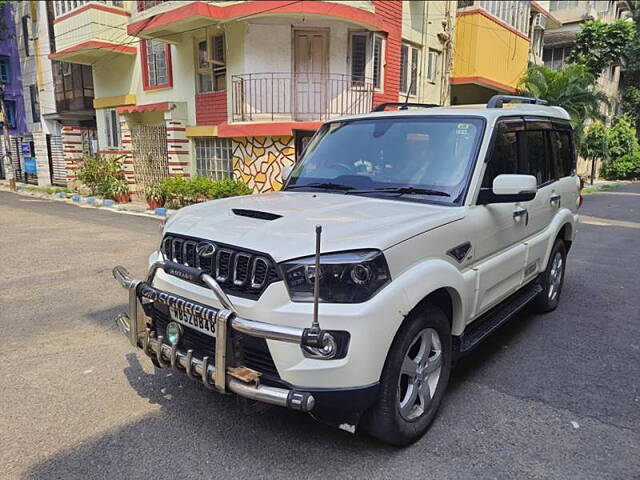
[{"x1": 113, "y1": 260, "x2": 339, "y2": 413}]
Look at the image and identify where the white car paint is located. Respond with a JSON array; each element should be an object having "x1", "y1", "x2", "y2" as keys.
[{"x1": 153, "y1": 104, "x2": 579, "y2": 389}]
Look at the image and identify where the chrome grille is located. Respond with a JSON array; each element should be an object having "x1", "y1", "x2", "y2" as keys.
[{"x1": 161, "y1": 234, "x2": 280, "y2": 299}]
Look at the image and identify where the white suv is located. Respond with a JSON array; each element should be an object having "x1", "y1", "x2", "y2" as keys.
[{"x1": 113, "y1": 95, "x2": 581, "y2": 445}]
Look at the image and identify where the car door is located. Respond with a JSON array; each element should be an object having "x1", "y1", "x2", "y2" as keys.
[
  {"x1": 519, "y1": 118, "x2": 556, "y2": 280},
  {"x1": 470, "y1": 118, "x2": 531, "y2": 317}
]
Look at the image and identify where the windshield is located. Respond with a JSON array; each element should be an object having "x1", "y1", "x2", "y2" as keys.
[{"x1": 285, "y1": 116, "x2": 484, "y2": 204}]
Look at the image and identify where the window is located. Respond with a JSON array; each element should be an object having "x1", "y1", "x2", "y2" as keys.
[
  {"x1": 3, "y1": 100, "x2": 16, "y2": 129},
  {"x1": 194, "y1": 138, "x2": 233, "y2": 179},
  {"x1": 29, "y1": 84, "x2": 40, "y2": 123},
  {"x1": 482, "y1": 123, "x2": 519, "y2": 188},
  {"x1": 551, "y1": 129, "x2": 574, "y2": 178},
  {"x1": 549, "y1": 0, "x2": 578, "y2": 11},
  {"x1": 103, "y1": 109, "x2": 121, "y2": 148},
  {"x1": 400, "y1": 43, "x2": 419, "y2": 95},
  {"x1": 0, "y1": 56, "x2": 10, "y2": 84},
  {"x1": 197, "y1": 35, "x2": 226, "y2": 93},
  {"x1": 523, "y1": 130, "x2": 552, "y2": 185},
  {"x1": 142, "y1": 40, "x2": 171, "y2": 89},
  {"x1": 372, "y1": 34, "x2": 384, "y2": 90},
  {"x1": 350, "y1": 33, "x2": 368, "y2": 87},
  {"x1": 427, "y1": 49, "x2": 440, "y2": 82},
  {"x1": 543, "y1": 46, "x2": 572, "y2": 70},
  {"x1": 21, "y1": 16, "x2": 30, "y2": 57}
]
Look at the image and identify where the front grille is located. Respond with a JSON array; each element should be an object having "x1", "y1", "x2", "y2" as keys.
[
  {"x1": 152, "y1": 304, "x2": 281, "y2": 381},
  {"x1": 161, "y1": 234, "x2": 280, "y2": 299}
]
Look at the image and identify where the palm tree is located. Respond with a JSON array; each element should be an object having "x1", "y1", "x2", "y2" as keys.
[{"x1": 520, "y1": 64, "x2": 609, "y2": 144}]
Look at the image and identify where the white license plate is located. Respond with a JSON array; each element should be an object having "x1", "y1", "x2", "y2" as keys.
[{"x1": 169, "y1": 308, "x2": 216, "y2": 337}]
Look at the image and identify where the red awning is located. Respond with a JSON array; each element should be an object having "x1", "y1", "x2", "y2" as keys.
[{"x1": 116, "y1": 102, "x2": 171, "y2": 114}]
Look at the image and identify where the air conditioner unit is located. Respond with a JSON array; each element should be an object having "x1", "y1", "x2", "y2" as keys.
[
  {"x1": 533, "y1": 13, "x2": 547, "y2": 30},
  {"x1": 206, "y1": 27, "x2": 225, "y2": 65}
]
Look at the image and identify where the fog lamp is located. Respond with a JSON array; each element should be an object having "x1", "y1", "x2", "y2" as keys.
[{"x1": 166, "y1": 322, "x2": 183, "y2": 346}]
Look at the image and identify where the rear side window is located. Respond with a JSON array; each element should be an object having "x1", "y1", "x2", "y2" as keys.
[
  {"x1": 522, "y1": 130, "x2": 553, "y2": 185},
  {"x1": 551, "y1": 130, "x2": 574, "y2": 178}
]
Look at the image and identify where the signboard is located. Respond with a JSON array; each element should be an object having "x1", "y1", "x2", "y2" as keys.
[
  {"x1": 21, "y1": 142, "x2": 33, "y2": 157},
  {"x1": 23, "y1": 157, "x2": 37, "y2": 174}
]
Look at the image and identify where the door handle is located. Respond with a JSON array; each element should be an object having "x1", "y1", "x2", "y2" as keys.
[
  {"x1": 550, "y1": 193, "x2": 561, "y2": 207},
  {"x1": 513, "y1": 206, "x2": 529, "y2": 226}
]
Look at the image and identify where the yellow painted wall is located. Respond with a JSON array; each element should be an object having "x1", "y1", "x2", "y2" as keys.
[{"x1": 452, "y1": 12, "x2": 530, "y2": 90}]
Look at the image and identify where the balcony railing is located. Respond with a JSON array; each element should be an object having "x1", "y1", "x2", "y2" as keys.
[{"x1": 231, "y1": 72, "x2": 374, "y2": 122}]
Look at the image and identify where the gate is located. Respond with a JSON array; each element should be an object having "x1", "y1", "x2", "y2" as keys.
[
  {"x1": 130, "y1": 124, "x2": 169, "y2": 194},
  {"x1": 47, "y1": 134, "x2": 67, "y2": 186}
]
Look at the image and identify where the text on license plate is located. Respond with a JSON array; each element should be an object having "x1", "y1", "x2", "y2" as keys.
[{"x1": 169, "y1": 308, "x2": 216, "y2": 337}]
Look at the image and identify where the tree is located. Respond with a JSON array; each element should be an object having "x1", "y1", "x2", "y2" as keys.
[
  {"x1": 622, "y1": 3, "x2": 640, "y2": 137},
  {"x1": 581, "y1": 122, "x2": 608, "y2": 184},
  {"x1": 519, "y1": 64, "x2": 609, "y2": 145},
  {"x1": 568, "y1": 20, "x2": 635, "y2": 77},
  {"x1": 600, "y1": 115, "x2": 640, "y2": 180}
]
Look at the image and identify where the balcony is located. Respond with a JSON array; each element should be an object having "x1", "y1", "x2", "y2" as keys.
[
  {"x1": 451, "y1": 1, "x2": 532, "y2": 103},
  {"x1": 231, "y1": 73, "x2": 374, "y2": 123},
  {"x1": 128, "y1": 1, "x2": 381, "y2": 42},
  {"x1": 50, "y1": 2, "x2": 137, "y2": 65}
]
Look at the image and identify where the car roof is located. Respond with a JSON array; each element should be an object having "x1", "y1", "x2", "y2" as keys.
[{"x1": 332, "y1": 104, "x2": 572, "y2": 124}]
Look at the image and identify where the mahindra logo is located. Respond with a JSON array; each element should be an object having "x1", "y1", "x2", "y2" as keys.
[{"x1": 197, "y1": 241, "x2": 216, "y2": 257}]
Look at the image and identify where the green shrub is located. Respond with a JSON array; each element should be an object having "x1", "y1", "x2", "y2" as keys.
[
  {"x1": 160, "y1": 176, "x2": 251, "y2": 208},
  {"x1": 600, "y1": 151, "x2": 640, "y2": 180},
  {"x1": 77, "y1": 154, "x2": 127, "y2": 197}
]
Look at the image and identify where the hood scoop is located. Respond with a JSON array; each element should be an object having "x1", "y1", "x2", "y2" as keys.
[{"x1": 232, "y1": 208, "x2": 282, "y2": 221}]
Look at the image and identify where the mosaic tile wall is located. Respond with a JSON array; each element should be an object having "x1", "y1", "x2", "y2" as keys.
[{"x1": 231, "y1": 136, "x2": 295, "y2": 193}]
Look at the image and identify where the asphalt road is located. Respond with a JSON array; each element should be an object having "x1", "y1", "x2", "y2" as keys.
[{"x1": 1, "y1": 185, "x2": 639, "y2": 480}]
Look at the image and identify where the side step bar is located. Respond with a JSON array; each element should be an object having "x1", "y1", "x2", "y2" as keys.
[{"x1": 458, "y1": 282, "x2": 543, "y2": 355}]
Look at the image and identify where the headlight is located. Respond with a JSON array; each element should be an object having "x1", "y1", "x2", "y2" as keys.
[{"x1": 281, "y1": 250, "x2": 391, "y2": 303}]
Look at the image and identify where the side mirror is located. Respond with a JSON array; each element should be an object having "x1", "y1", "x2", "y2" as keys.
[
  {"x1": 281, "y1": 164, "x2": 293, "y2": 182},
  {"x1": 477, "y1": 174, "x2": 537, "y2": 204}
]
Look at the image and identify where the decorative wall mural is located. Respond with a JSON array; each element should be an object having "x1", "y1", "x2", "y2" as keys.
[{"x1": 231, "y1": 136, "x2": 295, "y2": 193}]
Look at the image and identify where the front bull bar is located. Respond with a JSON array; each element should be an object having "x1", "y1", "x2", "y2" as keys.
[{"x1": 112, "y1": 260, "x2": 336, "y2": 413}]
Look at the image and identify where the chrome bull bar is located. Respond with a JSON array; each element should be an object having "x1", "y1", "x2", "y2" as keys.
[{"x1": 112, "y1": 260, "x2": 334, "y2": 412}]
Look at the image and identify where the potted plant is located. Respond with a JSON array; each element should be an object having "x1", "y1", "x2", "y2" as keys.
[
  {"x1": 144, "y1": 184, "x2": 166, "y2": 210},
  {"x1": 110, "y1": 177, "x2": 130, "y2": 203}
]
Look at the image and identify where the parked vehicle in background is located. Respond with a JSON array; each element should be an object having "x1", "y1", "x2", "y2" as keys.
[{"x1": 113, "y1": 95, "x2": 581, "y2": 445}]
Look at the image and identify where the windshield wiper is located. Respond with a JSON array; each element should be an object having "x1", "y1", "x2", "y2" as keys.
[
  {"x1": 346, "y1": 186, "x2": 450, "y2": 197},
  {"x1": 286, "y1": 182, "x2": 355, "y2": 191}
]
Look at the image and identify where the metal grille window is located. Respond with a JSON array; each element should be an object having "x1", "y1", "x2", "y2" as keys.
[
  {"x1": 145, "y1": 40, "x2": 169, "y2": 87},
  {"x1": 194, "y1": 138, "x2": 233, "y2": 179},
  {"x1": 427, "y1": 49, "x2": 440, "y2": 82},
  {"x1": 543, "y1": 46, "x2": 572, "y2": 70},
  {"x1": 197, "y1": 35, "x2": 226, "y2": 93},
  {"x1": 350, "y1": 33, "x2": 368, "y2": 87},
  {"x1": 103, "y1": 109, "x2": 121, "y2": 148},
  {"x1": 0, "y1": 56, "x2": 9, "y2": 84},
  {"x1": 372, "y1": 34, "x2": 384, "y2": 90},
  {"x1": 400, "y1": 43, "x2": 419, "y2": 95},
  {"x1": 549, "y1": 0, "x2": 578, "y2": 10}
]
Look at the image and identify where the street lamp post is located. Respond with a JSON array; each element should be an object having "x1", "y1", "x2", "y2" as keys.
[{"x1": 0, "y1": 83, "x2": 17, "y2": 192}]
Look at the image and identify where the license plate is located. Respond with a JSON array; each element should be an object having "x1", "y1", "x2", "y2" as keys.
[{"x1": 169, "y1": 308, "x2": 216, "y2": 337}]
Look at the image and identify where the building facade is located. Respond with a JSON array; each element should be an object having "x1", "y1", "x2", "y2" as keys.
[
  {"x1": 12, "y1": 0, "x2": 98, "y2": 187},
  {"x1": 50, "y1": 0, "x2": 456, "y2": 196},
  {"x1": 0, "y1": 2, "x2": 28, "y2": 181},
  {"x1": 450, "y1": 0, "x2": 559, "y2": 104},
  {"x1": 543, "y1": 0, "x2": 633, "y2": 177}
]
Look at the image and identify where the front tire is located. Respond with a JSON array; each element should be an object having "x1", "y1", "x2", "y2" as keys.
[
  {"x1": 534, "y1": 239, "x2": 567, "y2": 313},
  {"x1": 362, "y1": 304, "x2": 452, "y2": 446}
]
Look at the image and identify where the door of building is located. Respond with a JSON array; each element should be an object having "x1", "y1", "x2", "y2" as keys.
[
  {"x1": 293, "y1": 29, "x2": 328, "y2": 121},
  {"x1": 130, "y1": 123, "x2": 169, "y2": 194}
]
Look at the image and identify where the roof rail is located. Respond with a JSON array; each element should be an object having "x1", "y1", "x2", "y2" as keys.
[
  {"x1": 372, "y1": 102, "x2": 439, "y2": 112},
  {"x1": 487, "y1": 95, "x2": 548, "y2": 109}
]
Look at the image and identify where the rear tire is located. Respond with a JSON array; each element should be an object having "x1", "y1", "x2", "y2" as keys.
[
  {"x1": 361, "y1": 304, "x2": 452, "y2": 446},
  {"x1": 534, "y1": 239, "x2": 567, "y2": 313}
]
